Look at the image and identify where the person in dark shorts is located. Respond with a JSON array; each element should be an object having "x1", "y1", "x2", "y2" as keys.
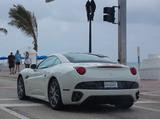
[
  {"x1": 8, "y1": 52, "x2": 15, "y2": 74},
  {"x1": 15, "y1": 50, "x2": 22, "y2": 73}
]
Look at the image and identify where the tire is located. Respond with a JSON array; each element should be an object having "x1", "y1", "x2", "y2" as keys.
[
  {"x1": 114, "y1": 100, "x2": 134, "y2": 109},
  {"x1": 17, "y1": 76, "x2": 27, "y2": 100},
  {"x1": 48, "y1": 78, "x2": 62, "y2": 110}
]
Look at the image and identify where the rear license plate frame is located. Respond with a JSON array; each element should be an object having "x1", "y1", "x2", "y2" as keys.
[{"x1": 104, "y1": 81, "x2": 118, "y2": 88}]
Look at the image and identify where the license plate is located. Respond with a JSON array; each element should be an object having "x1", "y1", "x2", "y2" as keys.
[{"x1": 104, "y1": 82, "x2": 118, "y2": 88}]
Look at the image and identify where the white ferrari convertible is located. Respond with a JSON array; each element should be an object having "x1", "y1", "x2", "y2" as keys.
[{"x1": 17, "y1": 53, "x2": 140, "y2": 110}]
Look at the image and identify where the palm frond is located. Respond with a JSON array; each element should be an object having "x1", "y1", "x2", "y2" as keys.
[{"x1": 8, "y1": 4, "x2": 38, "y2": 51}]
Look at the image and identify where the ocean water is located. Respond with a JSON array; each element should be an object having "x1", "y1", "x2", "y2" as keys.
[
  {"x1": 128, "y1": 62, "x2": 138, "y2": 68},
  {"x1": 1, "y1": 60, "x2": 138, "y2": 67}
]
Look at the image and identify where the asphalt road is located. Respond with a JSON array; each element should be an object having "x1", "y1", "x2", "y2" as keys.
[{"x1": 0, "y1": 77, "x2": 160, "y2": 119}]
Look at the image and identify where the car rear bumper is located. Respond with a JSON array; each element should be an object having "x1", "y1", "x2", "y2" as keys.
[{"x1": 62, "y1": 88, "x2": 139, "y2": 105}]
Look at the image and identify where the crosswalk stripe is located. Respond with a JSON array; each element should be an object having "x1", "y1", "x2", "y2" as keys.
[
  {"x1": 0, "y1": 106, "x2": 30, "y2": 119},
  {"x1": 0, "y1": 87, "x2": 16, "y2": 89},
  {"x1": 136, "y1": 100, "x2": 159, "y2": 104},
  {"x1": 134, "y1": 105, "x2": 160, "y2": 112},
  {"x1": 0, "y1": 103, "x2": 43, "y2": 107},
  {"x1": 0, "y1": 98, "x2": 18, "y2": 101},
  {"x1": 140, "y1": 93, "x2": 160, "y2": 97}
]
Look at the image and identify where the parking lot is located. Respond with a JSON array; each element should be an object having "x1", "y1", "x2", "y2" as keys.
[{"x1": 0, "y1": 73, "x2": 160, "y2": 119}]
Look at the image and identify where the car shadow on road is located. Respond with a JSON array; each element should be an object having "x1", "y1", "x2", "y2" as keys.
[
  {"x1": 26, "y1": 97, "x2": 134, "y2": 114},
  {"x1": 60, "y1": 104, "x2": 134, "y2": 114}
]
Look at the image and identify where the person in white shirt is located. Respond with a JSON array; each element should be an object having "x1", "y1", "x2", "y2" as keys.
[{"x1": 24, "y1": 51, "x2": 32, "y2": 68}]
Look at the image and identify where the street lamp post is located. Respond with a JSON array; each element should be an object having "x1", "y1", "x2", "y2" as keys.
[{"x1": 86, "y1": 0, "x2": 96, "y2": 53}]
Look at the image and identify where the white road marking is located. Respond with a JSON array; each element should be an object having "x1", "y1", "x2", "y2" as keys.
[
  {"x1": 0, "y1": 87, "x2": 16, "y2": 89},
  {"x1": 136, "y1": 100, "x2": 160, "y2": 104},
  {"x1": 0, "y1": 103, "x2": 43, "y2": 107},
  {"x1": 141, "y1": 90, "x2": 160, "y2": 96},
  {"x1": 0, "y1": 102, "x2": 43, "y2": 119},
  {"x1": 140, "y1": 93, "x2": 160, "y2": 97},
  {"x1": 0, "y1": 106, "x2": 30, "y2": 119},
  {"x1": 0, "y1": 98, "x2": 18, "y2": 101},
  {"x1": 142, "y1": 90, "x2": 160, "y2": 94},
  {"x1": 134, "y1": 105, "x2": 160, "y2": 112}
]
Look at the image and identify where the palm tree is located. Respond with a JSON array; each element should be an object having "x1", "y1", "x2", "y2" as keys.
[
  {"x1": 8, "y1": 4, "x2": 38, "y2": 52},
  {"x1": 0, "y1": 27, "x2": 7, "y2": 35}
]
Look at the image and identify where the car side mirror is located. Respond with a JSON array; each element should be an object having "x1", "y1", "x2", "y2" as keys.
[{"x1": 31, "y1": 64, "x2": 37, "y2": 69}]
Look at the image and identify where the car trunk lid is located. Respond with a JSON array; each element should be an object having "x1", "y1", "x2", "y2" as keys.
[{"x1": 73, "y1": 63, "x2": 134, "y2": 81}]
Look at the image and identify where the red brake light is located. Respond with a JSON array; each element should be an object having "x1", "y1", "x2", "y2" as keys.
[
  {"x1": 130, "y1": 67, "x2": 137, "y2": 75},
  {"x1": 75, "y1": 67, "x2": 86, "y2": 75}
]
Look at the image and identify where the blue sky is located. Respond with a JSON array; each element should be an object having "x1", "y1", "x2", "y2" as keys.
[{"x1": 0, "y1": 0, "x2": 160, "y2": 62}]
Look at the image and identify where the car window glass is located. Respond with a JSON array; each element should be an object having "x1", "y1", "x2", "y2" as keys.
[
  {"x1": 64, "y1": 53, "x2": 114, "y2": 63},
  {"x1": 38, "y1": 56, "x2": 61, "y2": 69}
]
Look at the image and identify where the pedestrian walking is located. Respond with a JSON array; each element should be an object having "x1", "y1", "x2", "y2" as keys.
[
  {"x1": 15, "y1": 50, "x2": 22, "y2": 73},
  {"x1": 8, "y1": 52, "x2": 15, "y2": 74},
  {"x1": 24, "y1": 51, "x2": 32, "y2": 68}
]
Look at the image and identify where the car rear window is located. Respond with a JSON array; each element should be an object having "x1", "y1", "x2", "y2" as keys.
[{"x1": 63, "y1": 53, "x2": 114, "y2": 63}]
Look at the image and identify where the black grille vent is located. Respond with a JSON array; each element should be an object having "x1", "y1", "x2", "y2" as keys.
[{"x1": 75, "y1": 81, "x2": 139, "y2": 90}]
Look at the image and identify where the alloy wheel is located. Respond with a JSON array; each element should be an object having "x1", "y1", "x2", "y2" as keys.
[
  {"x1": 48, "y1": 79, "x2": 62, "y2": 109},
  {"x1": 17, "y1": 76, "x2": 26, "y2": 100}
]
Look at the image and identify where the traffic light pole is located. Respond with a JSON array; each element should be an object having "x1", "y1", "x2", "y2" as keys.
[{"x1": 118, "y1": 0, "x2": 127, "y2": 64}]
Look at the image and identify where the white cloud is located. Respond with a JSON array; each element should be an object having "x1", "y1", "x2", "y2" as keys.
[{"x1": 0, "y1": 0, "x2": 160, "y2": 62}]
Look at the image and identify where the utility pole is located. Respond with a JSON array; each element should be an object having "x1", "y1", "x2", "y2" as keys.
[{"x1": 118, "y1": 0, "x2": 127, "y2": 64}]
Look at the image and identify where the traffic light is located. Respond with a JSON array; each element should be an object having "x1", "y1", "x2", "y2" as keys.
[
  {"x1": 103, "y1": 7, "x2": 115, "y2": 23},
  {"x1": 86, "y1": 0, "x2": 96, "y2": 21}
]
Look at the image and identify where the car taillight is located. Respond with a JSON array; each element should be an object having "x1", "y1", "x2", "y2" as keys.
[
  {"x1": 130, "y1": 67, "x2": 137, "y2": 75},
  {"x1": 75, "y1": 67, "x2": 86, "y2": 75}
]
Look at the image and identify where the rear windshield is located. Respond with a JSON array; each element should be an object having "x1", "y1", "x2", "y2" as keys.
[{"x1": 64, "y1": 53, "x2": 114, "y2": 63}]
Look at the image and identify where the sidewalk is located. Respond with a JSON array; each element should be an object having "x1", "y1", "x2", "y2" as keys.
[
  {"x1": 0, "y1": 70, "x2": 18, "y2": 79},
  {"x1": 0, "y1": 63, "x2": 26, "y2": 79}
]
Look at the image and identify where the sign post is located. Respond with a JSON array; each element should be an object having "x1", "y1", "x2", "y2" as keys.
[
  {"x1": 85, "y1": 0, "x2": 96, "y2": 53},
  {"x1": 137, "y1": 46, "x2": 141, "y2": 70}
]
